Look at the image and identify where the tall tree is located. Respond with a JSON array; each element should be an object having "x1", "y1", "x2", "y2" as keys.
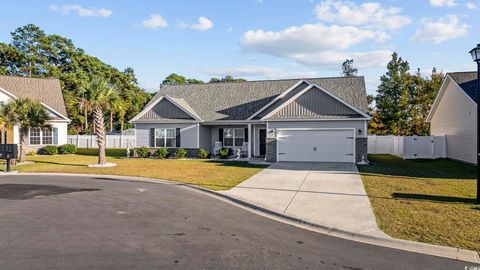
[
  {"x1": 83, "y1": 78, "x2": 118, "y2": 165},
  {"x1": 341, "y1": 59, "x2": 358, "y2": 77},
  {"x1": 10, "y1": 24, "x2": 49, "y2": 77},
  {"x1": 0, "y1": 98, "x2": 49, "y2": 162},
  {"x1": 375, "y1": 52, "x2": 410, "y2": 135},
  {"x1": 163, "y1": 73, "x2": 187, "y2": 85}
]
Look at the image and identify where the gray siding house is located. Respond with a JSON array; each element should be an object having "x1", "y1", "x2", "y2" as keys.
[
  {"x1": 130, "y1": 77, "x2": 371, "y2": 163},
  {"x1": 427, "y1": 72, "x2": 478, "y2": 164}
]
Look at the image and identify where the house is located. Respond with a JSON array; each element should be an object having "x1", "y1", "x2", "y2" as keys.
[
  {"x1": 0, "y1": 75, "x2": 70, "y2": 150},
  {"x1": 426, "y1": 71, "x2": 478, "y2": 164},
  {"x1": 130, "y1": 77, "x2": 370, "y2": 163}
]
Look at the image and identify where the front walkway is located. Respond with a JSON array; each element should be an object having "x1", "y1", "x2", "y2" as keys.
[{"x1": 221, "y1": 162, "x2": 388, "y2": 238}]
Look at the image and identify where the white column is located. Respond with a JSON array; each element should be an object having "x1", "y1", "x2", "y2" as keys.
[{"x1": 247, "y1": 124, "x2": 251, "y2": 159}]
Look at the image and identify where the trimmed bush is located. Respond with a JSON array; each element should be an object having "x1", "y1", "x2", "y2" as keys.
[
  {"x1": 58, "y1": 144, "x2": 78, "y2": 154},
  {"x1": 136, "y1": 146, "x2": 150, "y2": 158},
  {"x1": 197, "y1": 149, "x2": 209, "y2": 159},
  {"x1": 27, "y1": 150, "x2": 37, "y2": 156},
  {"x1": 41, "y1": 145, "x2": 58, "y2": 155},
  {"x1": 173, "y1": 148, "x2": 187, "y2": 159},
  {"x1": 154, "y1": 148, "x2": 169, "y2": 159},
  {"x1": 218, "y1": 147, "x2": 231, "y2": 159}
]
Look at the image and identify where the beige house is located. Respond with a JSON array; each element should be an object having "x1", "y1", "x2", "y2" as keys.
[{"x1": 426, "y1": 72, "x2": 478, "y2": 164}]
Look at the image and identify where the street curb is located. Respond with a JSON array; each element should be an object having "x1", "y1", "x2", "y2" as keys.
[{"x1": 5, "y1": 172, "x2": 480, "y2": 264}]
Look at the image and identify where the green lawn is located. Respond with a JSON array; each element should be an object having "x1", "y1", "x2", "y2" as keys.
[
  {"x1": 6, "y1": 154, "x2": 266, "y2": 191},
  {"x1": 358, "y1": 155, "x2": 479, "y2": 251}
]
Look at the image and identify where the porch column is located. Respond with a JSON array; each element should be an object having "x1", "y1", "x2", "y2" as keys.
[{"x1": 247, "y1": 124, "x2": 252, "y2": 159}]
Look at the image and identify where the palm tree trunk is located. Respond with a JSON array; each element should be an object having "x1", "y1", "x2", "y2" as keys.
[
  {"x1": 110, "y1": 111, "x2": 113, "y2": 132},
  {"x1": 94, "y1": 107, "x2": 106, "y2": 165},
  {"x1": 18, "y1": 128, "x2": 28, "y2": 163},
  {"x1": 120, "y1": 119, "x2": 124, "y2": 132},
  {"x1": 84, "y1": 108, "x2": 88, "y2": 131}
]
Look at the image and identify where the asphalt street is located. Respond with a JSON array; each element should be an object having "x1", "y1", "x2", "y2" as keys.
[{"x1": 0, "y1": 175, "x2": 476, "y2": 270}]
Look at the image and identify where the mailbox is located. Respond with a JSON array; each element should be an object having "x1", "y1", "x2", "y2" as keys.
[{"x1": 0, "y1": 144, "x2": 18, "y2": 160}]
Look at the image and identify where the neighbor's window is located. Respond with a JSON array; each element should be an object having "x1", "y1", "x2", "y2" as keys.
[
  {"x1": 155, "y1": 128, "x2": 176, "y2": 147},
  {"x1": 223, "y1": 128, "x2": 244, "y2": 147},
  {"x1": 42, "y1": 128, "x2": 53, "y2": 145},
  {"x1": 29, "y1": 128, "x2": 41, "y2": 145}
]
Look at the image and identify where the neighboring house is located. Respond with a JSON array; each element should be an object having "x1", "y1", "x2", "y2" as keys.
[
  {"x1": 426, "y1": 71, "x2": 478, "y2": 164},
  {"x1": 130, "y1": 77, "x2": 370, "y2": 163},
  {"x1": 0, "y1": 75, "x2": 70, "y2": 150}
]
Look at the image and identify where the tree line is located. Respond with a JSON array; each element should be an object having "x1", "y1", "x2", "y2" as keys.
[
  {"x1": 342, "y1": 55, "x2": 444, "y2": 136},
  {"x1": 0, "y1": 24, "x2": 151, "y2": 134}
]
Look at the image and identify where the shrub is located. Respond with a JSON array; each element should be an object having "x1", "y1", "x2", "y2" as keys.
[
  {"x1": 173, "y1": 148, "x2": 187, "y2": 159},
  {"x1": 136, "y1": 146, "x2": 150, "y2": 158},
  {"x1": 58, "y1": 144, "x2": 77, "y2": 154},
  {"x1": 27, "y1": 150, "x2": 37, "y2": 156},
  {"x1": 197, "y1": 149, "x2": 209, "y2": 159},
  {"x1": 154, "y1": 148, "x2": 169, "y2": 159},
  {"x1": 218, "y1": 147, "x2": 231, "y2": 159},
  {"x1": 41, "y1": 145, "x2": 58, "y2": 155}
]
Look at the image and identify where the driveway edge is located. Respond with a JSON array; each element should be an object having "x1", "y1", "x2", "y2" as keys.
[{"x1": 8, "y1": 172, "x2": 480, "y2": 264}]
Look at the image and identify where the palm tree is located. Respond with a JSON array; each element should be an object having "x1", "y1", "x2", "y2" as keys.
[
  {"x1": 0, "y1": 98, "x2": 49, "y2": 162},
  {"x1": 78, "y1": 86, "x2": 93, "y2": 133},
  {"x1": 82, "y1": 78, "x2": 118, "y2": 165}
]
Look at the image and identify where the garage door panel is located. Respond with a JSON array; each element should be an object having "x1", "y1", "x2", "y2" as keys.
[{"x1": 277, "y1": 129, "x2": 354, "y2": 163}]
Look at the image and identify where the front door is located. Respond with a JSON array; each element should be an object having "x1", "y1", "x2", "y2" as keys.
[{"x1": 259, "y1": 129, "x2": 266, "y2": 156}]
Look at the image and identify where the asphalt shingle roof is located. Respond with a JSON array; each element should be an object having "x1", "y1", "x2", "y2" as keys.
[
  {"x1": 448, "y1": 72, "x2": 478, "y2": 103},
  {"x1": 0, "y1": 75, "x2": 68, "y2": 118},
  {"x1": 147, "y1": 77, "x2": 367, "y2": 121}
]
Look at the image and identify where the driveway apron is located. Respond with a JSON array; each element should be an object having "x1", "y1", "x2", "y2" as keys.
[{"x1": 221, "y1": 162, "x2": 388, "y2": 238}]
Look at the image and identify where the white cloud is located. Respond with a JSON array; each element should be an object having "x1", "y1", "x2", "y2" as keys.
[
  {"x1": 191, "y1": 17, "x2": 214, "y2": 31},
  {"x1": 241, "y1": 23, "x2": 390, "y2": 69},
  {"x1": 466, "y1": 2, "x2": 477, "y2": 9},
  {"x1": 315, "y1": 1, "x2": 411, "y2": 30},
  {"x1": 429, "y1": 0, "x2": 458, "y2": 7},
  {"x1": 242, "y1": 24, "x2": 384, "y2": 55},
  {"x1": 203, "y1": 66, "x2": 318, "y2": 79},
  {"x1": 142, "y1": 14, "x2": 168, "y2": 29},
  {"x1": 50, "y1": 4, "x2": 112, "y2": 17},
  {"x1": 411, "y1": 15, "x2": 469, "y2": 44}
]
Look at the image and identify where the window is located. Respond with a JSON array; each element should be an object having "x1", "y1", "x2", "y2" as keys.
[
  {"x1": 29, "y1": 127, "x2": 53, "y2": 145},
  {"x1": 155, "y1": 128, "x2": 176, "y2": 147},
  {"x1": 42, "y1": 128, "x2": 53, "y2": 145},
  {"x1": 29, "y1": 128, "x2": 41, "y2": 145},
  {"x1": 223, "y1": 128, "x2": 244, "y2": 147}
]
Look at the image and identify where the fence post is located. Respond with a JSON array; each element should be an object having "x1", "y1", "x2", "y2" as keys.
[{"x1": 431, "y1": 136, "x2": 434, "y2": 159}]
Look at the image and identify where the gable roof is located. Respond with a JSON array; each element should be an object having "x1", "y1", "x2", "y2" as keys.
[
  {"x1": 448, "y1": 72, "x2": 478, "y2": 104},
  {"x1": 0, "y1": 75, "x2": 68, "y2": 119},
  {"x1": 143, "y1": 76, "x2": 368, "y2": 122}
]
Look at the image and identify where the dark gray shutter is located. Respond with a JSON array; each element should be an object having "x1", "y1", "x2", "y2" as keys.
[
  {"x1": 176, "y1": 128, "x2": 181, "y2": 147},
  {"x1": 52, "y1": 127, "x2": 58, "y2": 144},
  {"x1": 219, "y1": 128, "x2": 223, "y2": 144},
  {"x1": 244, "y1": 128, "x2": 248, "y2": 142},
  {"x1": 149, "y1": 128, "x2": 155, "y2": 147}
]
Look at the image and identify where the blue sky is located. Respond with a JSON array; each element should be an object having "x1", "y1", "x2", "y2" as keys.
[{"x1": 0, "y1": 0, "x2": 478, "y2": 94}]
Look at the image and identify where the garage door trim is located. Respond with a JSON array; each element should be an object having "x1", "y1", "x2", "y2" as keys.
[{"x1": 276, "y1": 128, "x2": 356, "y2": 163}]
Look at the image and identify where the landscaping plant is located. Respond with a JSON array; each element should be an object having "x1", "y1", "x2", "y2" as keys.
[
  {"x1": 58, "y1": 144, "x2": 78, "y2": 154},
  {"x1": 197, "y1": 149, "x2": 209, "y2": 159},
  {"x1": 42, "y1": 146, "x2": 58, "y2": 155},
  {"x1": 173, "y1": 148, "x2": 187, "y2": 159},
  {"x1": 154, "y1": 148, "x2": 169, "y2": 159},
  {"x1": 136, "y1": 146, "x2": 150, "y2": 158},
  {"x1": 219, "y1": 148, "x2": 231, "y2": 159}
]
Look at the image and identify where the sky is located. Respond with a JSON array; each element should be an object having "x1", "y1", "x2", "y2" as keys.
[{"x1": 0, "y1": 0, "x2": 478, "y2": 94}]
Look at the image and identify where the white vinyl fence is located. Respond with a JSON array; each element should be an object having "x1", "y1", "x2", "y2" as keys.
[
  {"x1": 67, "y1": 135, "x2": 135, "y2": 149},
  {"x1": 368, "y1": 135, "x2": 446, "y2": 159}
]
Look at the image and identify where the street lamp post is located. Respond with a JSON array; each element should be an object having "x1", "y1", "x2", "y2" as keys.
[{"x1": 469, "y1": 44, "x2": 480, "y2": 204}]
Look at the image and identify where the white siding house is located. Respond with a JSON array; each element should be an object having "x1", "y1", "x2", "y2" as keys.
[{"x1": 427, "y1": 72, "x2": 477, "y2": 164}]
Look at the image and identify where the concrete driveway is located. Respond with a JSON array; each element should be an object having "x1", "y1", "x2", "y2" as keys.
[{"x1": 221, "y1": 162, "x2": 388, "y2": 238}]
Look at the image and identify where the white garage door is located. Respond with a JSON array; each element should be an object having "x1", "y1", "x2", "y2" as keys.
[{"x1": 277, "y1": 129, "x2": 355, "y2": 163}]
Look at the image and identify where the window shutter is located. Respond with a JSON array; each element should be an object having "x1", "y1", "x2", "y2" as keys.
[
  {"x1": 52, "y1": 127, "x2": 58, "y2": 145},
  {"x1": 244, "y1": 128, "x2": 248, "y2": 142},
  {"x1": 219, "y1": 128, "x2": 223, "y2": 144},
  {"x1": 149, "y1": 128, "x2": 155, "y2": 147},
  {"x1": 176, "y1": 128, "x2": 181, "y2": 147}
]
